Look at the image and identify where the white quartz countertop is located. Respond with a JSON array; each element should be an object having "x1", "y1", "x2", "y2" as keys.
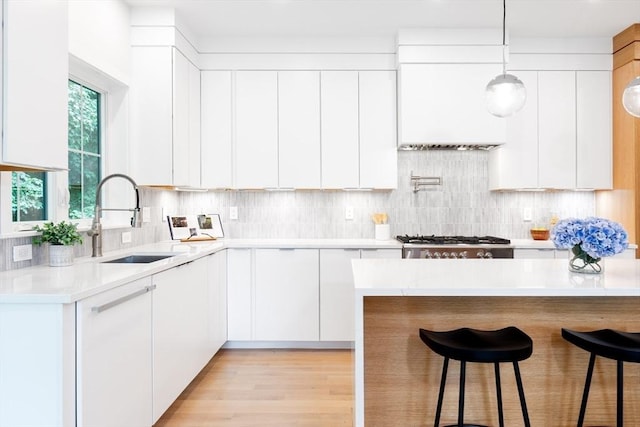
[
  {"x1": 0, "y1": 238, "x2": 401, "y2": 304},
  {"x1": 352, "y1": 258, "x2": 640, "y2": 297}
]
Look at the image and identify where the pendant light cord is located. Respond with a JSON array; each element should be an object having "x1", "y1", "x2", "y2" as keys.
[{"x1": 501, "y1": 0, "x2": 507, "y2": 75}]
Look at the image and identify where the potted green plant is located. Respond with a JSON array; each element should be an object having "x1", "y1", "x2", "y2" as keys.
[{"x1": 33, "y1": 221, "x2": 83, "y2": 267}]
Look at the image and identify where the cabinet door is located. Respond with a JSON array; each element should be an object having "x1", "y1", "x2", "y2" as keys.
[
  {"x1": 209, "y1": 250, "x2": 228, "y2": 352},
  {"x1": 538, "y1": 71, "x2": 576, "y2": 189},
  {"x1": 319, "y1": 249, "x2": 359, "y2": 341},
  {"x1": 152, "y1": 259, "x2": 210, "y2": 423},
  {"x1": 227, "y1": 248, "x2": 253, "y2": 340},
  {"x1": 513, "y1": 248, "x2": 556, "y2": 259},
  {"x1": 235, "y1": 71, "x2": 278, "y2": 188},
  {"x1": 399, "y1": 64, "x2": 506, "y2": 145},
  {"x1": 130, "y1": 46, "x2": 173, "y2": 185},
  {"x1": 201, "y1": 71, "x2": 233, "y2": 188},
  {"x1": 188, "y1": 59, "x2": 202, "y2": 187},
  {"x1": 172, "y1": 49, "x2": 190, "y2": 186},
  {"x1": 359, "y1": 71, "x2": 398, "y2": 189},
  {"x1": 278, "y1": 71, "x2": 321, "y2": 188},
  {"x1": 172, "y1": 49, "x2": 201, "y2": 188},
  {"x1": 360, "y1": 248, "x2": 402, "y2": 259},
  {"x1": 255, "y1": 249, "x2": 319, "y2": 341},
  {"x1": 489, "y1": 71, "x2": 539, "y2": 190},
  {"x1": 321, "y1": 71, "x2": 359, "y2": 188},
  {"x1": 3, "y1": 0, "x2": 68, "y2": 169},
  {"x1": 76, "y1": 278, "x2": 153, "y2": 427},
  {"x1": 577, "y1": 71, "x2": 612, "y2": 189}
]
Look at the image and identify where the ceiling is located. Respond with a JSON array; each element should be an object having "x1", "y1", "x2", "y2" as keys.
[{"x1": 123, "y1": 0, "x2": 640, "y2": 40}]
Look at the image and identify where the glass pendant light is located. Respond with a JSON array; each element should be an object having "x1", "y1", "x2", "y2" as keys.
[
  {"x1": 622, "y1": 76, "x2": 640, "y2": 118},
  {"x1": 486, "y1": 0, "x2": 526, "y2": 118}
]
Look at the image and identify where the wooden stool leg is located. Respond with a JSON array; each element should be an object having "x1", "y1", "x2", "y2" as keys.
[
  {"x1": 434, "y1": 357, "x2": 449, "y2": 427},
  {"x1": 577, "y1": 353, "x2": 597, "y2": 427},
  {"x1": 458, "y1": 361, "x2": 466, "y2": 427},
  {"x1": 617, "y1": 360, "x2": 623, "y2": 427},
  {"x1": 513, "y1": 361, "x2": 530, "y2": 427}
]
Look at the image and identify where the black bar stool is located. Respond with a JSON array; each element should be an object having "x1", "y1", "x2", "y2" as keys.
[
  {"x1": 419, "y1": 326, "x2": 532, "y2": 427},
  {"x1": 561, "y1": 328, "x2": 640, "y2": 427}
]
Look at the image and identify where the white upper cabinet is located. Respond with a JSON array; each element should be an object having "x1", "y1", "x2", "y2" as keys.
[
  {"x1": 278, "y1": 71, "x2": 321, "y2": 188},
  {"x1": 130, "y1": 47, "x2": 200, "y2": 187},
  {"x1": 235, "y1": 71, "x2": 279, "y2": 188},
  {"x1": 359, "y1": 71, "x2": 397, "y2": 189},
  {"x1": 489, "y1": 70, "x2": 611, "y2": 190},
  {"x1": 321, "y1": 71, "x2": 360, "y2": 189},
  {"x1": 201, "y1": 71, "x2": 233, "y2": 188},
  {"x1": 399, "y1": 63, "x2": 506, "y2": 145},
  {"x1": 2, "y1": 0, "x2": 68, "y2": 170},
  {"x1": 538, "y1": 71, "x2": 576, "y2": 189},
  {"x1": 576, "y1": 71, "x2": 612, "y2": 189},
  {"x1": 489, "y1": 71, "x2": 539, "y2": 190}
]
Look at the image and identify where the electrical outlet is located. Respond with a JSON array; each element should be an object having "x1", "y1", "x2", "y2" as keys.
[
  {"x1": 345, "y1": 206, "x2": 354, "y2": 220},
  {"x1": 13, "y1": 244, "x2": 32, "y2": 262},
  {"x1": 230, "y1": 206, "x2": 238, "y2": 220},
  {"x1": 523, "y1": 207, "x2": 533, "y2": 222},
  {"x1": 142, "y1": 207, "x2": 151, "y2": 223},
  {"x1": 121, "y1": 231, "x2": 132, "y2": 244}
]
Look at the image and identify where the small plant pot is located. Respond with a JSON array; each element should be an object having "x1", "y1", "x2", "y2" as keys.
[{"x1": 49, "y1": 245, "x2": 74, "y2": 267}]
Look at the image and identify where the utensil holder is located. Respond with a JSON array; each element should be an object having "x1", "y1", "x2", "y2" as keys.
[{"x1": 375, "y1": 224, "x2": 391, "y2": 241}]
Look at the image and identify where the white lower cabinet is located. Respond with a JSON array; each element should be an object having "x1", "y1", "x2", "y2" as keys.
[
  {"x1": 209, "y1": 250, "x2": 228, "y2": 353},
  {"x1": 255, "y1": 249, "x2": 320, "y2": 341},
  {"x1": 319, "y1": 249, "x2": 360, "y2": 341},
  {"x1": 152, "y1": 258, "x2": 210, "y2": 423},
  {"x1": 319, "y1": 248, "x2": 401, "y2": 342},
  {"x1": 227, "y1": 248, "x2": 253, "y2": 340},
  {"x1": 76, "y1": 277, "x2": 153, "y2": 427}
]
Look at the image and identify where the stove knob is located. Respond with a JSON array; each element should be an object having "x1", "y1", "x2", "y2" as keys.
[
  {"x1": 476, "y1": 250, "x2": 485, "y2": 258},
  {"x1": 484, "y1": 252, "x2": 493, "y2": 259},
  {"x1": 433, "y1": 252, "x2": 441, "y2": 259},
  {"x1": 449, "y1": 252, "x2": 458, "y2": 259},
  {"x1": 459, "y1": 251, "x2": 468, "y2": 259},
  {"x1": 423, "y1": 250, "x2": 431, "y2": 259},
  {"x1": 442, "y1": 252, "x2": 450, "y2": 258}
]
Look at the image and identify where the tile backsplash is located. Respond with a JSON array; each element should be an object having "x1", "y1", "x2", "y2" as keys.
[
  {"x1": 180, "y1": 150, "x2": 595, "y2": 239},
  {"x1": 1, "y1": 150, "x2": 595, "y2": 271}
]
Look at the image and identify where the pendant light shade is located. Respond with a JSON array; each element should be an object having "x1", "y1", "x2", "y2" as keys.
[
  {"x1": 622, "y1": 76, "x2": 640, "y2": 118},
  {"x1": 485, "y1": 0, "x2": 526, "y2": 118},
  {"x1": 486, "y1": 73, "x2": 526, "y2": 117}
]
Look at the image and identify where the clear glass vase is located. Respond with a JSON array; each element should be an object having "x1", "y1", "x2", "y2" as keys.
[{"x1": 568, "y1": 245, "x2": 603, "y2": 274}]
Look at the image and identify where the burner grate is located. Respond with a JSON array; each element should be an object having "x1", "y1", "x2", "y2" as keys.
[{"x1": 396, "y1": 235, "x2": 511, "y2": 245}]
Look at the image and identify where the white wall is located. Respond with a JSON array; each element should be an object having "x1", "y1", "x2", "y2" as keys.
[{"x1": 68, "y1": 0, "x2": 131, "y2": 85}]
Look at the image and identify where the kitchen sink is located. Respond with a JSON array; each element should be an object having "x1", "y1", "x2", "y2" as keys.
[{"x1": 102, "y1": 254, "x2": 177, "y2": 264}]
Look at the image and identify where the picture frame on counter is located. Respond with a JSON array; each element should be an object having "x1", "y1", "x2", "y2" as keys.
[{"x1": 167, "y1": 213, "x2": 224, "y2": 240}]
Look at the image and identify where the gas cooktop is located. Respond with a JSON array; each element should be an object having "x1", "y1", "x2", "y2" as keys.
[{"x1": 396, "y1": 235, "x2": 511, "y2": 245}]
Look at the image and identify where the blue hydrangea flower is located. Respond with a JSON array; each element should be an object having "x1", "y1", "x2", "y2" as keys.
[{"x1": 551, "y1": 217, "x2": 629, "y2": 260}]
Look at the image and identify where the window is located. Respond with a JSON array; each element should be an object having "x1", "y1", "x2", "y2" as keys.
[
  {"x1": 68, "y1": 80, "x2": 101, "y2": 219},
  {"x1": 11, "y1": 172, "x2": 47, "y2": 222}
]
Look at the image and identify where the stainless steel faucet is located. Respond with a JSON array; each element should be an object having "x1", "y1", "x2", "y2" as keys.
[{"x1": 88, "y1": 173, "x2": 142, "y2": 257}]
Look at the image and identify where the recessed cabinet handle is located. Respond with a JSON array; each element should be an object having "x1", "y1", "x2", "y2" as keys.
[{"x1": 91, "y1": 285, "x2": 156, "y2": 314}]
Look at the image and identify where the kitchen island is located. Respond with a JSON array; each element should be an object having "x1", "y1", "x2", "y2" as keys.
[{"x1": 352, "y1": 258, "x2": 640, "y2": 427}]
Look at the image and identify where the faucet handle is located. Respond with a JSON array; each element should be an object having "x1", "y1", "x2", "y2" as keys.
[{"x1": 131, "y1": 208, "x2": 143, "y2": 228}]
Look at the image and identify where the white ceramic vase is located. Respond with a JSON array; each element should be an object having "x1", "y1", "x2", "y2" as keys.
[{"x1": 49, "y1": 244, "x2": 75, "y2": 267}]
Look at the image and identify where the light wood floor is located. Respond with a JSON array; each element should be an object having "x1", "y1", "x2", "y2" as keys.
[{"x1": 154, "y1": 349, "x2": 354, "y2": 427}]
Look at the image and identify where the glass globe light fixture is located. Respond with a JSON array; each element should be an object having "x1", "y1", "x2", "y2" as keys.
[
  {"x1": 485, "y1": 0, "x2": 526, "y2": 118},
  {"x1": 486, "y1": 73, "x2": 527, "y2": 117},
  {"x1": 622, "y1": 76, "x2": 640, "y2": 118}
]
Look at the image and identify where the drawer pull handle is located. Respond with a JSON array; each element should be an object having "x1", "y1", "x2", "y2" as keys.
[{"x1": 91, "y1": 285, "x2": 156, "y2": 313}]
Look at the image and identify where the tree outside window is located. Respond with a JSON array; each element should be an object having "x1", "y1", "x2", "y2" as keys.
[
  {"x1": 11, "y1": 172, "x2": 47, "y2": 222},
  {"x1": 68, "y1": 80, "x2": 101, "y2": 219}
]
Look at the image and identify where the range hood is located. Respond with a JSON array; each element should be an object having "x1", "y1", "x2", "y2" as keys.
[{"x1": 398, "y1": 143, "x2": 501, "y2": 151}]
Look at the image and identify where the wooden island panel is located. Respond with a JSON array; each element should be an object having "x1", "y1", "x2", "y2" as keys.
[{"x1": 364, "y1": 296, "x2": 640, "y2": 426}]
